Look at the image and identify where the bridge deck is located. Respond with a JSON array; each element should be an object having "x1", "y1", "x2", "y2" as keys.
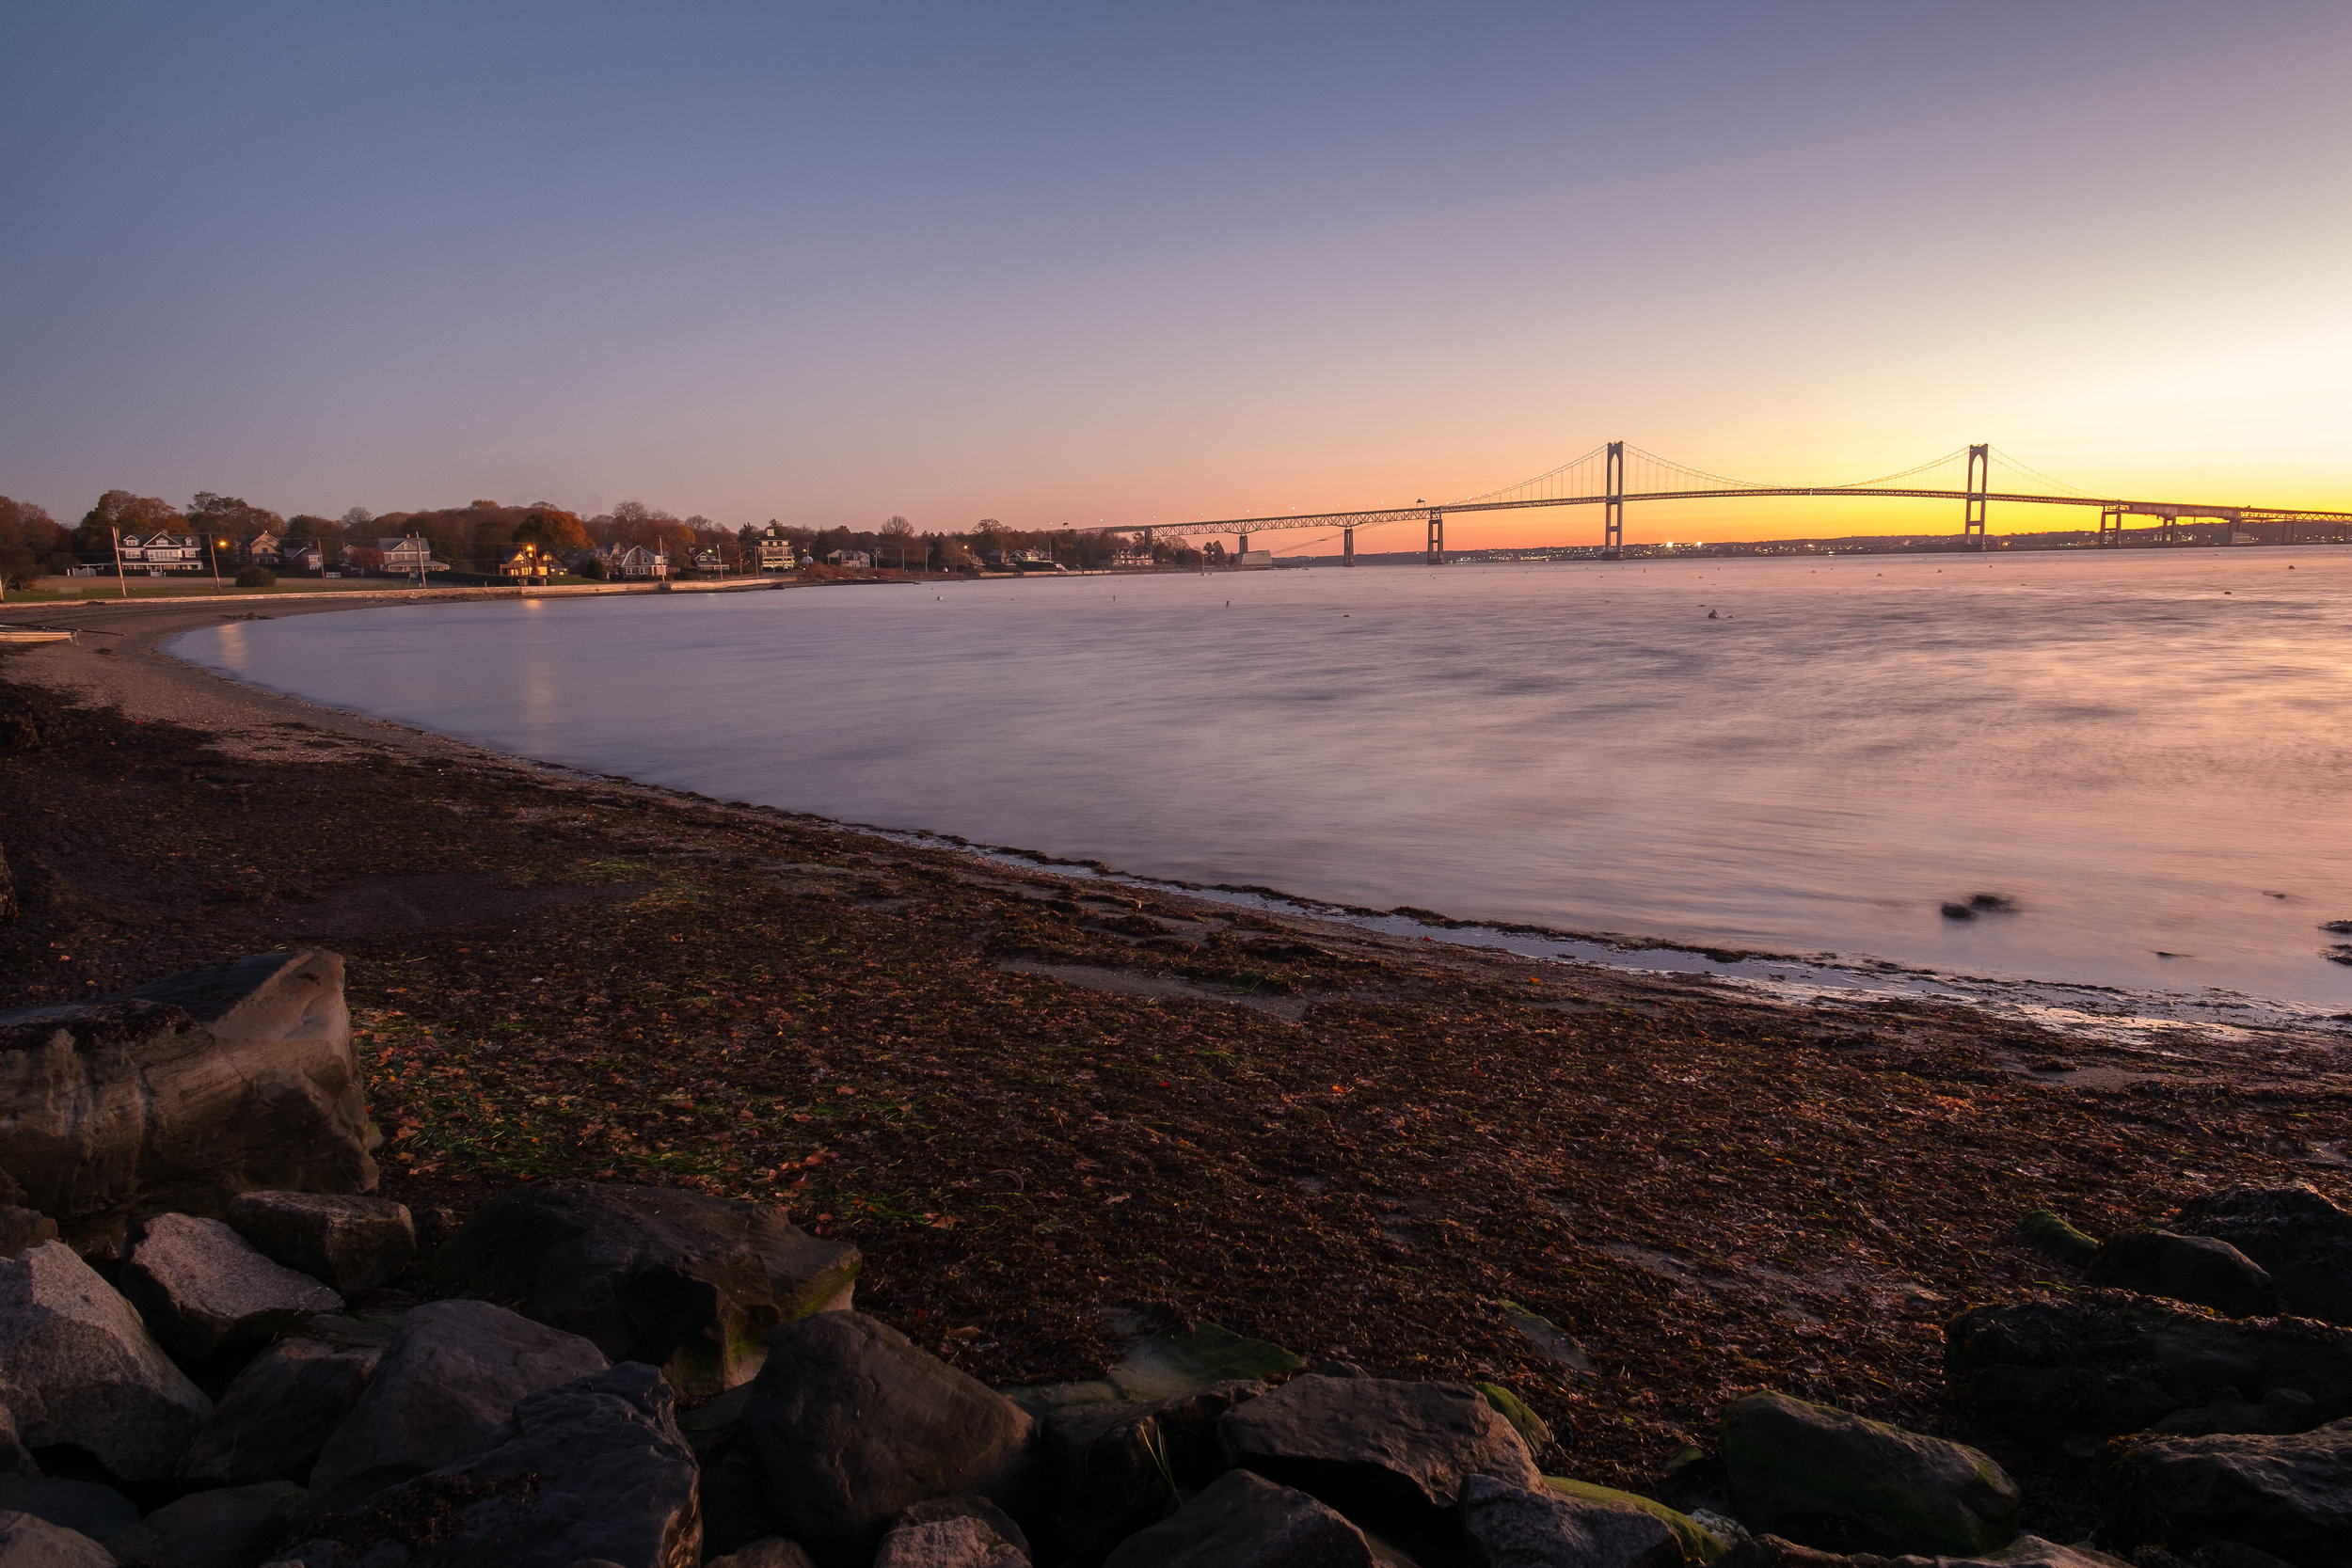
[{"x1": 1123, "y1": 488, "x2": 2352, "y2": 537}]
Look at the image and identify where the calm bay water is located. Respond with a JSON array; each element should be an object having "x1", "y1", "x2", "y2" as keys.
[{"x1": 174, "y1": 548, "x2": 2352, "y2": 1013}]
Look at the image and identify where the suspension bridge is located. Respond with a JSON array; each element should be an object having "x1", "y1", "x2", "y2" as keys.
[{"x1": 1119, "y1": 442, "x2": 2352, "y2": 563}]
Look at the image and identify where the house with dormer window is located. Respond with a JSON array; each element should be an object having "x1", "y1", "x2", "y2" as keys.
[
  {"x1": 118, "y1": 532, "x2": 204, "y2": 571},
  {"x1": 374, "y1": 535, "x2": 445, "y2": 576}
]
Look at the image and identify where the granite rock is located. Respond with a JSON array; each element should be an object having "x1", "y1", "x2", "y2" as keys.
[
  {"x1": 430, "y1": 1181, "x2": 858, "y2": 1402},
  {"x1": 1946, "y1": 1291, "x2": 2352, "y2": 1456},
  {"x1": 101, "y1": 1481, "x2": 306, "y2": 1568},
  {"x1": 0, "y1": 1242, "x2": 210, "y2": 1483},
  {"x1": 1103, "y1": 1468, "x2": 1371, "y2": 1568},
  {"x1": 183, "y1": 1316, "x2": 393, "y2": 1486},
  {"x1": 225, "y1": 1193, "x2": 416, "y2": 1294},
  {"x1": 739, "y1": 1312, "x2": 1034, "y2": 1568},
  {"x1": 2094, "y1": 1416, "x2": 2352, "y2": 1566},
  {"x1": 2170, "y1": 1185, "x2": 2352, "y2": 1325},
  {"x1": 0, "y1": 1512, "x2": 112, "y2": 1568},
  {"x1": 0, "y1": 954, "x2": 374, "y2": 1244},
  {"x1": 1719, "y1": 1391, "x2": 2019, "y2": 1558},
  {"x1": 119, "y1": 1214, "x2": 342, "y2": 1360},
  {"x1": 1458, "y1": 1475, "x2": 1682, "y2": 1568},
  {"x1": 1219, "y1": 1374, "x2": 1542, "y2": 1546},
  {"x1": 304, "y1": 1300, "x2": 607, "y2": 1513},
  {"x1": 2090, "y1": 1230, "x2": 2278, "y2": 1320}
]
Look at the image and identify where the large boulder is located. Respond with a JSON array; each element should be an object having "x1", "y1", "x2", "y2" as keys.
[
  {"x1": 183, "y1": 1315, "x2": 393, "y2": 1486},
  {"x1": 100, "y1": 1481, "x2": 306, "y2": 1568},
  {"x1": 706, "y1": 1544, "x2": 817, "y2": 1568},
  {"x1": 1540, "y1": 1480, "x2": 1728, "y2": 1565},
  {"x1": 2090, "y1": 1229, "x2": 2279, "y2": 1319},
  {"x1": 304, "y1": 1300, "x2": 607, "y2": 1512},
  {"x1": 0, "y1": 1512, "x2": 112, "y2": 1568},
  {"x1": 2094, "y1": 1416, "x2": 2352, "y2": 1564},
  {"x1": 1946, "y1": 1292, "x2": 2352, "y2": 1455},
  {"x1": 225, "y1": 1193, "x2": 415, "y2": 1293},
  {"x1": 119, "y1": 1214, "x2": 342, "y2": 1360},
  {"x1": 1718, "y1": 1391, "x2": 2019, "y2": 1557},
  {"x1": 2170, "y1": 1186, "x2": 2352, "y2": 1325},
  {"x1": 0, "y1": 1482, "x2": 136, "y2": 1543},
  {"x1": 1726, "y1": 1537, "x2": 2122, "y2": 1568},
  {"x1": 707, "y1": 1544, "x2": 818, "y2": 1568},
  {"x1": 739, "y1": 1312, "x2": 1035, "y2": 1568},
  {"x1": 1103, "y1": 1468, "x2": 1372, "y2": 1568},
  {"x1": 0, "y1": 953, "x2": 375, "y2": 1243},
  {"x1": 0, "y1": 1241, "x2": 210, "y2": 1483},
  {"x1": 872, "y1": 1497, "x2": 1032, "y2": 1567},
  {"x1": 1458, "y1": 1474, "x2": 1682, "y2": 1568},
  {"x1": 1218, "y1": 1375, "x2": 1542, "y2": 1549},
  {"x1": 430, "y1": 1181, "x2": 858, "y2": 1402},
  {"x1": 1040, "y1": 1402, "x2": 1176, "y2": 1563},
  {"x1": 338, "y1": 1363, "x2": 701, "y2": 1568}
]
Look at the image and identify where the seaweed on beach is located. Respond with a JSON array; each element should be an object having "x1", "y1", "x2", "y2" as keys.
[{"x1": 3, "y1": 656, "x2": 2348, "y2": 1537}]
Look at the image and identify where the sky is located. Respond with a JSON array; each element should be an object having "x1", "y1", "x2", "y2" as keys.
[{"x1": 5, "y1": 2, "x2": 2349, "y2": 549}]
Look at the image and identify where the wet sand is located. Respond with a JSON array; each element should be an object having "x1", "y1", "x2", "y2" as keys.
[{"x1": 3, "y1": 592, "x2": 2347, "y2": 1534}]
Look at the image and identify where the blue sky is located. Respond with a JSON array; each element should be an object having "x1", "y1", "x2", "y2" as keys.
[{"x1": 5, "y1": 3, "x2": 2348, "y2": 543}]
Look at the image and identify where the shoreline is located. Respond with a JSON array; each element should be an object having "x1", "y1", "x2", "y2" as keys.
[
  {"x1": 130, "y1": 587, "x2": 2352, "y2": 1047},
  {"x1": 4, "y1": 593, "x2": 2350, "y2": 1538}
]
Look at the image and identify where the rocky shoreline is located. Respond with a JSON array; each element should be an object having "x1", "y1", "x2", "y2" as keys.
[
  {"x1": 3, "y1": 600, "x2": 2351, "y2": 1564},
  {"x1": 1, "y1": 950, "x2": 2350, "y2": 1566}
]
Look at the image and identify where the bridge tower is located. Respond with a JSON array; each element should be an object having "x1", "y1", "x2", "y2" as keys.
[
  {"x1": 1426, "y1": 513, "x2": 1444, "y2": 564},
  {"x1": 2098, "y1": 505, "x2": 2124, "y2": 546},
  {"x1": 1963, "y1": 444, "x2": 1990, "y2": 548},
  {"x1": 1603, "y1": 441, "x2": 1625, "y2": 558},
  {"x1": 1343, "y1": 527, "x2": 1356, "y2": 566}
]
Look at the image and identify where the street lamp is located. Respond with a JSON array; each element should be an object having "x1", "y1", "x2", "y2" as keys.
[{"x1": 211, "y1": 537, "x2": 227, "y2": 589}]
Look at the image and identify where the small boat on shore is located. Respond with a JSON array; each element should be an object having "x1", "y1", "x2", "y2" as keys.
[{"x1": 0, "y1": 628, "x2": 75, "y2": 644}]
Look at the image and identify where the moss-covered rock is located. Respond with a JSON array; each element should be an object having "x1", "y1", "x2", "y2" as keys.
[
  {"x1": 1542, "y1": 1477, "x2": 1729, "y2": 1563},
  {"x1": 2019, "y1": 1210, "x2": 2100, "y2": 1266},
  {"x1": 1477, "y1": 1382, "x2": 1550, "y2": 1452},
  {"x1": 1720, "y1": 1389, "x2": 2020, "y2": 1557}
]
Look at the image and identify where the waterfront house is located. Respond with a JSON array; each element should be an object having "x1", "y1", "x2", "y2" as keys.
[
  {"x1": 374, "y1": 535, "x2": 445, "y2": 576},
  {"x1": 612, "y1": 545, "x2": 668, "y2": 579},
  {"x1": 1109, "y1": 546, "x2": 1154, "y2": 568},
  {"x1": 825, "y1": 548, "x2": 872, "y2": 568},
  {"x1": 751, "y1": 523, "x2": 797, "y2": 572},
  {"x1": 243, "y1": 532, "x2": 285, "y2": 566},
  {"x1": 500, "y1": 548, "x2": 552, "y2": 581},
  {"x1": 691, "y1": 547, "x2": 724, "y2": 575},
  {"x1": 118, "y1": 532, "x2": 204, "y2": 572}
]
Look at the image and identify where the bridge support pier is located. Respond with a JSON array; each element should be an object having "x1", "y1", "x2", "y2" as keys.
[
  {"x1": 1426, "y1": 513, "x2": 1444, "y2": 564},
  {"x1": 1235, "y1": 531, "x2": 1249, "y2": 563},
  {"x1": 1603, "y1": 441, "x2": 1625, "y2": 558},
  {"x1": 1963, "y1": 444, "x2": 1989, "y2": 549},
  {"x1": 1343, "y1": 527, "x2": 1355, "y2": 566},
  {"x1": 2098, "y1": 505, "x2": 2124, "y2": 546}
]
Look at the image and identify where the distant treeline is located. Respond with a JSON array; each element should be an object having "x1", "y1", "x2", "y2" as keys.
[{"x1": 0, "y1": 492, "x2": 1212, "y2": 586}]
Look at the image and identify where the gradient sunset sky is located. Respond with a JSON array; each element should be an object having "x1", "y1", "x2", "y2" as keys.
[{"x1": 5, "y1": 3, "x2": 2347, "y2": 549}]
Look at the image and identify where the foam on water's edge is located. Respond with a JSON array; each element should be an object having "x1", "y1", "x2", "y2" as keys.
[{"x1": 864, "y1": 823, "x2": 2352, "y2": 1050}]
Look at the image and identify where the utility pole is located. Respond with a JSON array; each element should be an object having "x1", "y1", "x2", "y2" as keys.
[{"x1": 111, "y1": 529, "x2": 128, "y2": 598}]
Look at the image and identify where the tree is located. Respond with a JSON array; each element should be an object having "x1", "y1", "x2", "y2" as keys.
[
  {"x1": 188, "y1": 492, "x2": 285, "y2": 549},
  {"x1": 0, "y1": 498, "x2": 67, "y2": 584},
  {"x1": 513, "y1": 508, "x2": 590, "y2": 558},
  {"x1": 340, "y1": 506, "x2": 374, "y2": 532},
  {"x1": 76, "y1": 491, "x2": 182, "y2": 557},
  {"x1": 879, "y1": 515, "x2": 919, "y2": 569}
]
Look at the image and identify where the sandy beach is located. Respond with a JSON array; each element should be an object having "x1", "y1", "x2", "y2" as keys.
[{"x1": 3, "y1": 591, "x2": 2347, "y2": 1538}]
